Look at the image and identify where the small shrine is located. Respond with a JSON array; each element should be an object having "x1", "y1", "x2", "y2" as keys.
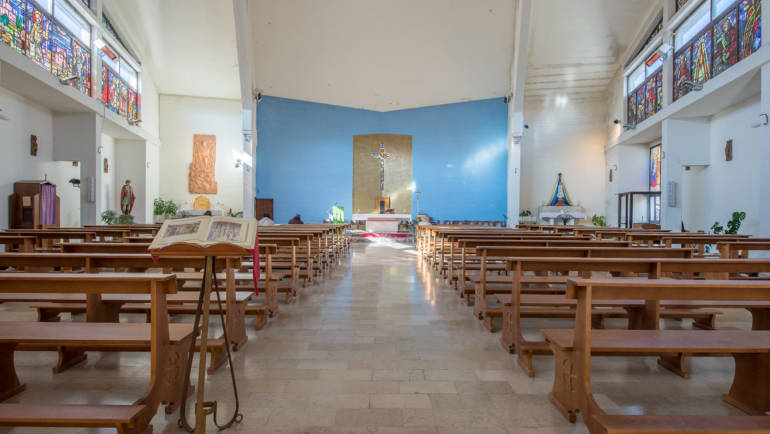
[{"x1": 538, "y1": 173, "x2": 586, "y2": 225}]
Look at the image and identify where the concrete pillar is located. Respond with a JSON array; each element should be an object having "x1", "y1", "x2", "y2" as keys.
[{"x1": 52, "y1": 113, "x2": 102, "y2": 225}]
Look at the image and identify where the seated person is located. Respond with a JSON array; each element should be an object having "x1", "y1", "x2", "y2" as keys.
[
  {"x1": 288, "y1": 214, "x2": 304, "y2": 224},
  {"x1": 258, "y1": 213, "x2": 274, "y2": 226}
]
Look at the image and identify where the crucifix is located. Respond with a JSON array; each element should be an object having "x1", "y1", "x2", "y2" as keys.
[{"x1": 370, "y1": 143, "x2": 394, "y2": 191}]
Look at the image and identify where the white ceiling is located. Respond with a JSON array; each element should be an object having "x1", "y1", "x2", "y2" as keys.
[
  {"x1": 104, "y1": 0, "x2": 241, "y2": 100},
  {"x1": 525, "y1": 0, "x2": 658, "y2": 101},
  {"x1": 249, "y1": 0, "x2": 516, "y2": 111},
  {"x1": 106, "y1": 0, "x2": 657, "y2": 109}
]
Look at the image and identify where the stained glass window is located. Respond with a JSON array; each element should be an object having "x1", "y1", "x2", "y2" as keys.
[
  {"x1": 627, "y1": 94, "x2": 637, "y2": 126},
  {"x1": 673, "y1": 50, "x2": 692, "y2": 100},
  {"x1": 26, "y1": 2, "x2": 51, "y2": 70},
  {"x1": 650, "y1": 145, "x2": 661, "y2": 192},
  {"x1": 71, "y1": 40, "x2": 90, "y2": 95},
  {"x1": 676, "y1": 0, "x2": 690, "y2": 11},
  {"x1": 127, "y1": 88, "x2": 138, "y2": 121},
  {"x1": 1, "y1": 0, "x2": 27, "y2": 54},
  {"x1": 712, "y1": 9, "x2": 737, "y2": 77},
  {"x1": 636, "y1": 85, "x2": 647, "y2": 123},
  {"x1": 691, "y1": 30, "x2": 712, "y2": 83},
  {"x1": 627, "y1": 64, "x2": 645, "y2": 94},
  {"x1": 738, "y1": 0, "x2": 761, "y2": 59},
  {"x1": 713, "y1": 0, "x2": 735, "y2": 17},
  {"x1": 100, "y1": 44, "x2": 119, "y2": 71},
  {"x1": 655, "y1": 70, "x2": 663, "y2": 112},
  {"x1": 100, "y1": 64, "x2": 109, "y2": 103},
  {"x1": 108, "y1": 69, "x2": 120, "y2": 114},
  {"x1": 645, "y1": 75, "x2": 657, "y2": 117},
  {"x1": 645, "y1": 53, "x2": 663, "y2": 76},
  {"x1": 50, "y1": 24, "x2": 72, "y2": 78}
]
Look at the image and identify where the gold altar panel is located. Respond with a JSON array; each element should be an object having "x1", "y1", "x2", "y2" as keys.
[
  {"x1": 353, "y1": 134, "x2": 413, "y2": 215},
  {"x1": 189, "y1": 134, "x2": 218, "y2": 194}
]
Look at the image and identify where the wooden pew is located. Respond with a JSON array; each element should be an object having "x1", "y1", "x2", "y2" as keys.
[
  {"x1": 718, "y1": 241, "x2": 770, "y2": 259},
  {"x1": 0, "y1": 236, "x2": 35, "y2": 253},
  {"x1": 1, "y1": 230, "x2": 97, "y2": 250},
  {"x1": 61, "y1": 242, "x2": 150, "y2": 254},
  {"x1": 0, "y1": 273, "x2": 193, "y2": 431},
  {"x1": 500, "y1": 257, "x2": 770, "y2": 376},
  {"x1": 543, "y1": 278, "x2": 770, "y2": 433},
  {"x1": 472, "y1": 246, "x2": 694, "y2": 323},
  {"x1": 0, "y1": 253, "x2": 249, "y2": 372}
]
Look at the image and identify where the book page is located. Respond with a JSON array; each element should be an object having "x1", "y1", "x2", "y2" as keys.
[
  {"x1": 202, "y1": 216, "x2": 257, "y2": 249},
  {"x1": 149, "y1": 216, "x2": 211, "y2": 250}
]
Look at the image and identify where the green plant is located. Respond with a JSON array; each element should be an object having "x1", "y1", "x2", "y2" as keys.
[
  {"x1": 164, "y1": 200, "x2": 178, "y2": 216},
  {"x1": 101, "y1": 210, "x2": 118, "y2": 225},
  {"x1": 227, "y1": 208, "x2": 244, "y2": 218},
  {"x1": 726, "y1": 211, "x2": 746, "y2": 234},
  {"x1": 711, "y1": 211, "x2": 746, "y2": 235},
  {"x1": 591, "y1": 214, "x2": 607, "y2": 227},
  {"x1": 153, "y1": 198, "x2": 166, "y2": 216},
  {"x1": 153, "y1": 198, "x2": 179, "y2": 216},
  {"x1": 519, "y1": 210, "x2": 532, "y2": 217}
]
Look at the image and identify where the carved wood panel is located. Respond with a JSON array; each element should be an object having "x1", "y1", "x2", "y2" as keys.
[{"x1": 189, "y1": 134, "x2": 218, "y2": 194}]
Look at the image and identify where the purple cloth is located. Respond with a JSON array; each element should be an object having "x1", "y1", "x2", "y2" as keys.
[{"x1": 40, "y1": 183, "x2": 56, "y2": 226}]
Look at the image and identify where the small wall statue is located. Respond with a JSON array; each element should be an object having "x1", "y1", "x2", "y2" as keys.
[{"x1": 120, "y1": 179, "x2": 136, "y2": 215}]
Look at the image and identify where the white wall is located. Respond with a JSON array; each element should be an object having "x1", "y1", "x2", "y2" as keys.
[
  {"x1": 521, "y1": 94, "x2": 607, "y2": 221},
  {"x1": 702, "y1": 97, "x2": 762, "y2": 235},
  {"x1": 0, "y1": 86, "x2": 81, "y2": 228},
  {"x1": 140, "y1": 73, "x2": 160, "y2": 139},
  {"x1": 158, "y1": 95, "x2": 243, "y2": 213}
]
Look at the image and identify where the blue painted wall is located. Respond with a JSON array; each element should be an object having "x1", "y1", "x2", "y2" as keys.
[{"x1": 256, "y1": 96, "x2": 508, "y2": 223}]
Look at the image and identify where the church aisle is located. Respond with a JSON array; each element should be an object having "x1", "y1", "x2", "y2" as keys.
[{"x1": 198, "y1": 241, "x2": 579, "y2": 433}]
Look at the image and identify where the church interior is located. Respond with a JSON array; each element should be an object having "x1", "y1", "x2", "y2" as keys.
[{"x1": 0, "y1": 0, "x2": 769, "y2": 432}]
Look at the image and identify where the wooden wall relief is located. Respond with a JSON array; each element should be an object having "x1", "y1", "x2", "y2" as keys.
[{"x1": 189, "y1": 134, "x2": 218, "y2": 194}]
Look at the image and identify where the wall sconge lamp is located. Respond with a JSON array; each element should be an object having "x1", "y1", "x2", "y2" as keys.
[
  {"x1": 59, "y1": 76, "x2": 80, "y2": 86},
  {"x1": 96, "y1": 145, "x2": 104, "y2": 154},
  {"x1": 614, "y1": 119, "x2": 635, "y2": 130},
  {"x1": 233, "y1": 149, "x2": 252, "y2": 169},
  {"x1": 68, "y1": 178, "x2": 81, "y2": 188},
  {"x1": 751, "y1": 114, "x2": 769, "y2": 128},
  {"x1": 0, "y1": 109, "x2": 8, "y2": 121},
  {"x1": 680, "y1": 80, "x2": 703, "y2": 92},
  {"x1": 242, "y1": 130, "x2": 256, "y2": 143},
  {"x1": 127, "y1": 119, "x2": 142, "y2": 126}
]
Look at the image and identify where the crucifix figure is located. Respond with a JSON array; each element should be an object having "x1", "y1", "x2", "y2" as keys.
[{"x1": 370, "y1": 143, "x2": 394, "y2": 191}]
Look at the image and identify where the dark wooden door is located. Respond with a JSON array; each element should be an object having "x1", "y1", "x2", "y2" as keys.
[{"x1": 255, "y1": 198, "x2": 274, "y2": 219}]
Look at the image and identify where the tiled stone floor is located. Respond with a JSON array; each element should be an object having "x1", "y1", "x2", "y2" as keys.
[{"x1": 0, "y1": 242, "x2": 751, "y2": 433}]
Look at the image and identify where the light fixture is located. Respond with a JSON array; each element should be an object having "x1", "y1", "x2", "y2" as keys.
[
  {"x1": 752, "y1": 114, "x2": 769, "y2": 128},
  {"x1": 127, "y1": 118, "x2": 142, "y2": 126},
  {"x1": 68, "y1": 178, "x2": 81, "y2": 188},
  {"x1": 232, "y1": 149, "x2": 252, "y2": 168},
  {"x1": 0, "y1": 109, "x2": 8, "y2": 121},
  {"x1": 97, "y1": 145, "x2": 104, "y2": 154},
  {"x1": 613, "y1": 119, "x2": 636, "y2": 130},
  {"x1": 58, "y1": 76, "x2": 80, "y2": 86},
  {"x1": 94, "y1": 38, "x2": 105, "y2": 49},
  {"x1": 680, "y1": 80, "x2": 703, "y2": 92}
]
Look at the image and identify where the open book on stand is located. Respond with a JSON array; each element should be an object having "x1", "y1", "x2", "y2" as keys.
[{"x1": 149, "y1": 216, "x2": 258, "y2": 252}]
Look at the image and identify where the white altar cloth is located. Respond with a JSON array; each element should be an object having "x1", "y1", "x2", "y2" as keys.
[
  {"x1": 176, "y1": 209, "x2": 224, "y2": 217},
  {"x1": 352, "y1": 213, "x2": 412, "y2": 223}
]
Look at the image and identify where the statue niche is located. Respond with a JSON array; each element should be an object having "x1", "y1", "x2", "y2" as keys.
[{"x1": 189, "y1": 134, "x2": 218, "y2": 194}]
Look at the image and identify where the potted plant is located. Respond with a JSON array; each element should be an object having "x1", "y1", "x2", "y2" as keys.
[
  {"x1": 153, "y1": 198, "x2": 179, "y2": 223},
  {"x1": 518, "y1": 209, "x2": 536, "y2": 223},
  {"x1": 591, "y1": 214, "x2": 607, "y2": 227}
]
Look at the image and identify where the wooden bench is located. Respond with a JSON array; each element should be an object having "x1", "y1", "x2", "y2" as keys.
[
  {"x1": 718, "y1": 241, "x2": 770, "y2": 259},
  {"x1": 0, "y1": 236, "x2": 35, "y2": 253},
  {"x1": 472, "y1": 246, "x2": 694, "y2": 322},
  {"x1": 0, "y1": 273, "x2": 193, "y2": 432},
  {"x1": 543, "y1": 279, "x2": 770, "y2": 433},
  {"x1": 499, "y1": 257, "x2": 770, "y2": 376},
  {"x1": 0, "y1": 253, "x2": 249, "y2": 371}
]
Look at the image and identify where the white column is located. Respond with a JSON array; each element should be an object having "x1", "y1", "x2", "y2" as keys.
[
  {"x1": 52, "y1": 113, "x2": 102, "y2": 225},
  {"x1": 506, "y1": 0, "x2": 532, "y2": 227},
  {"x1": 759, "y1": 64, "x2": 770, "y2": 238},
  {"x1": 660, "y1": 118, "x2": 711, "y2": 231},
  {"x1": 233, "y1": 0, "x2": 257, "y2": 218}
]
